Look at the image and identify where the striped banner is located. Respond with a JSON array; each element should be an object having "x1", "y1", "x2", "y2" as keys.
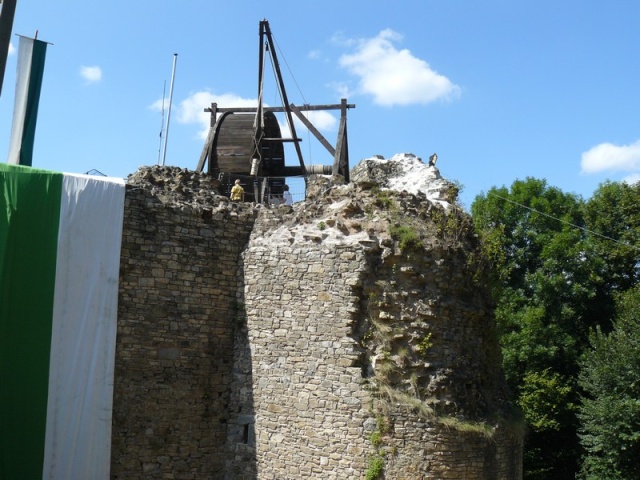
[
  {"x1": 7, "y1": 36, "x2": 47, "y2": 166},
  {"x1": 0, "y1": 163, "x2": 125, "y2": 479}
]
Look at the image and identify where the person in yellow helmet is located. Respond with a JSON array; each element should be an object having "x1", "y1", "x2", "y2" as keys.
[{"x1": 230, "y1": 179, "x2": 244, "y2": 202}]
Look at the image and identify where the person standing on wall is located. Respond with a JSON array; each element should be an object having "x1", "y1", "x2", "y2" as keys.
[
  {"x1": 282, "y1": 184, "x2": 293, "y2": 205},
  {"x1": 230, "y1": 179, "x2": 244, "y2": 202}
]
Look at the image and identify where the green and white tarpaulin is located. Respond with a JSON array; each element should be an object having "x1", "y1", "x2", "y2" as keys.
[
  {"x1": 7, "y1": 36, "x2": 47, "y2": 167},
  {"x1": 0, "y1": 163, "x2": 125, "y2": 479}
]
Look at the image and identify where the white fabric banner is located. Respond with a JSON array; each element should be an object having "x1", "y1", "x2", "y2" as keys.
[
  {"x1": 7, "y1": 36, "x2": 34, "y2": 165},
  {"x1": 42, "y1": 173, "x2": 125, "y2": 479}
]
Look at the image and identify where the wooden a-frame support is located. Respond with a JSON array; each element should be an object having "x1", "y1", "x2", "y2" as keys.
[{"x1": 196, "y1": 19, "x2": 354, "y2": 181}]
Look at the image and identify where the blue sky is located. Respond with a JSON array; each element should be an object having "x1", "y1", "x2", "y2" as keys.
[{"x1": 1, "y1": 1, "x2": 639, "y2": 208}]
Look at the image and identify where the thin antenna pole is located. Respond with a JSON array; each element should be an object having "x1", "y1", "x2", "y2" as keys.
[
  {"x1": 161, "y1": 53, "x2": 178, "y2": 166},
  {"x1": 157, "y1": 80, "x2": 166, "y2": 165}
]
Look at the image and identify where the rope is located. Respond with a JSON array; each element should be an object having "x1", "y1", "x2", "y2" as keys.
[
  {"x1": 269, "y1": 27, "x2": 314, "y2": 164},
  {"x1": 272, "y1": 31, "x2": 308, "y2": 104},
  {"x1": 252, "y1": 42, "x2": 268, "y2": 162}
]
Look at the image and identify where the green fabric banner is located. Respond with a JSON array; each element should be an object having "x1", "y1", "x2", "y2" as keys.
[
  {"x1": 0, "y1": 163, "x2": 62, "y2": 479},
  {"x1": 1, "y1": 163, "x2": 125, "y2": 479}
]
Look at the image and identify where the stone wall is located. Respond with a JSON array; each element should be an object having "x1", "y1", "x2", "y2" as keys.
[
  {"x1": 234, "y1": 217, "x2": 373, "y2": 478},
  {"x1": 111, "y1": 174, "x2": 257, "y2": 479},
  {"x1": 227, "y1": 171, "x2": 522, "y2": 479},
  {"x1": 110, "y1": 162, "x2": 522, "y2": 479}
]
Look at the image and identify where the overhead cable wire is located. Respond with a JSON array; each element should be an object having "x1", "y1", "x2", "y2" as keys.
[
  {"x1": 487, "y1": 191, "x2": 640, "y2": 252},
  {"x1": 271, "y1": 30, "x2": 314, "y2": 163},
  {"x1": 265, "y1": 33, "x2": 314, "y2": 165},
  {"x1": 271, "y1": 31, "x2": 308, "y2": 104},
  {"x1": 252, "y1": 44, "x2": 267, "y2": 161}
]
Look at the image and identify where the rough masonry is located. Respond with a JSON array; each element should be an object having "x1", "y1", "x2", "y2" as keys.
[{"x1": 110, "y1": 154, "x2": 523, "y2": 479}]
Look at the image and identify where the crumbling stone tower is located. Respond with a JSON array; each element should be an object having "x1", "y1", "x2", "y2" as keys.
[{"x1": 111, "y1": 154, "x2": 522, "y2": 479}]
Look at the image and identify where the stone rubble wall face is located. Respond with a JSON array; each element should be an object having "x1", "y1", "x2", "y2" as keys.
[
  {"x1": 234, "y1": 208, "x2": 522, "y2": 479},
  {"x1": 382, "y1": 417, "x2": 523, "y2": 478},
  {"x1": 239, "y1": 236, "x2": 372, "y2": 479},
  {"x1": 110, "y1": 170, "x2": 522, "y2": 479},
  {"x1": 111, "y1": 187, "x2": 255, "y2": 480},
  {"x1": 354, "y1": 243, "x2": 522, "y2": 479}
]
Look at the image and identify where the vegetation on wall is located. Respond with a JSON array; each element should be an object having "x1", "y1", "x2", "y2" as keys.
[
  {"x1": 389, "y1": 224, "x2": 423, "y2": 251},
  {"x1": 360, "y1": 185, "x2": 507, "y2": 430},
  {"x1": 349, "y1": 181, "x2": 524, "y2": 476},
  {"x1": 365, "y1": 415, "x2": 390, "y2": 480}
]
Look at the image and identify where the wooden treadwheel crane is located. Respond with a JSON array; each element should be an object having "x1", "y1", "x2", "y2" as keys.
[{"x1": 196, "y1": 19, "x2": 355, "y2": 203}]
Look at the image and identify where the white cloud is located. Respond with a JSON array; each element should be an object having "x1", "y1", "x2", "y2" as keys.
[
  {"x1": 155, "y1": 90, "x2": 338, "y2": 141},
  {"x1": 622, "y1": 173, "x2": 640, "y2": 185},
  {"x1": 330, "y1": 31, "x2": 356, "y2": 48},
  {"x1": 297, "y1": 110, "x2": 337, "y2": 131},
  {"x1": 327, "y1": 81, "x2": 351, "y2": 99},
  {"x1": 338, "y1": 29, "x2": 460, "y2": 107},
  {"x1": 8, "y1": 42, "x2": 15, "y2": 56},
  {"x1": 148, "y1": 97, "x2": 166, "y2": 113},
  {"x1": 279, "y1": 109, "x2": 338, "y2": 140},
  {"x1": 80, "y1": 65, "x2": 102, "y2": 83},
  {"x1": 165, "y1": 91, "x2": 258, "y2": 140},
  {"x1": 580, "y1": 140, "x2": 640, "y2": 174}
]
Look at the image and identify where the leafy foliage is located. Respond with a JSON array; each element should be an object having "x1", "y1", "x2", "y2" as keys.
[
  {"x1": 472, "y1": 177, "x2": 640, "y2": 479},
  {"x1": 373, "y1": 188, "x2": 395, "y2": 209},
  {"x1": 578, "y1": 286, "x2": 640, "y2": 480},
  {"x1": 472, "y1": 178, "x2": 601, "y2": 478},
  {"x1": 365, "y1": 455, "x2": 384, "y2": 480},
  {"x1": 583, "y1": 181, "x2": 640, "y2": 302},
  {"x1": 416, "y1": 332, "x2": 433, "y2": 358},
  {"x1": 519, "y1": 369, "x2": 576, "y2": 432},
  {"x1": 389, "y1": 224, "x2": 423, "y2": 251}
]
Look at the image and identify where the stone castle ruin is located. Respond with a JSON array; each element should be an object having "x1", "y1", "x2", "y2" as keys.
[{"x1": 111, "y1": 153, "x2": 523, "y2": 479}]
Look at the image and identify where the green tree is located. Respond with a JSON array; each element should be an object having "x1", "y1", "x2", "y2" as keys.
[
  {"x1": 584, "y1": 181, "x2": 640, "y2": 298},
  {"x1": 472, "y1": 178, "x2": 640, "y2": 478},
  {"x1": 472, "y1": 178, "x2": 602, "y2": 479},
  {"x1": 578, "y1": 286, "x2": 640, "y2": 480}
]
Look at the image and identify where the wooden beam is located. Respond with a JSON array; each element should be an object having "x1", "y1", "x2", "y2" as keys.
[
  {"x1": 340, "y1": 122, "x2": 350, "y2": 182},
  {"x1": 256, "y1": 22, "x2": 265, "y2": 160},
  {"x1": 261, "y1": 21, "x2": 305, "y2": 172},
  {"x1": 263, "y1": 137, "x2": 302, "y2": 142},
  {"x1": 289, "y1": 103, "x2": 335, "y2": 156},
  {"x1": 196, "y1": 110, "x2": 231, "y2": 173},
  {"x1": 340, "y1": 98, "x2": 350, "y2": 182},
  {"x1": 196, "y1": 126, "x2": 215, "y2": 172},
  {"x1": 205, "y1": 103, "x2": 356, "y2": 114},
  {"x1": 333, "y1": 99, "x2": 350, "y2": 180},
  {"x1": 333, "y1": 118, "x2": 345, "y2": 177},
  {"x1": 209, "y1": 102, "x2": 217, "y2": 127}
]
